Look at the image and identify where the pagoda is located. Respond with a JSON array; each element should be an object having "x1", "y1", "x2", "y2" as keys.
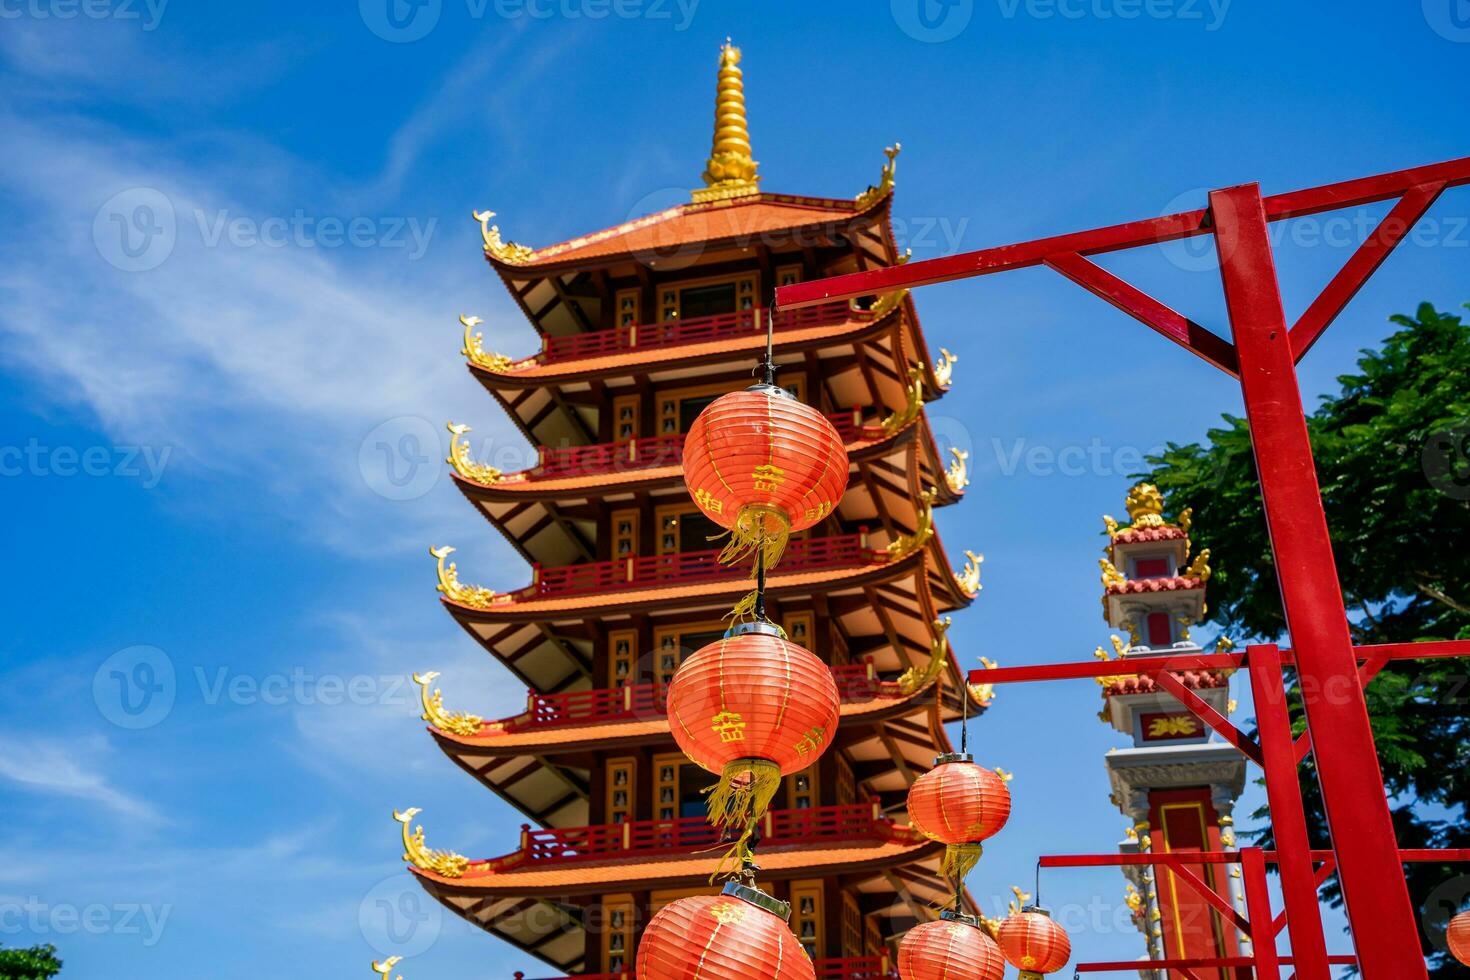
[
  {"x1": 395, "y1": 43, "x2": 992, "y2": 977},
  {"x1": 1092, "y1": 484, "x2": 1248, "y2": 978}
]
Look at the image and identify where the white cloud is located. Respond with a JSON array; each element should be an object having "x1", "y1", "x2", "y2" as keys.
[{"x1": 0, "y1": 734, "x2": 157, "y2": 820}]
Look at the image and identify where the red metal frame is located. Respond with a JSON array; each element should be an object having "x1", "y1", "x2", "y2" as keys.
[{"x1": 776, "y1": 155, "x2": 1470, "y2": 977}]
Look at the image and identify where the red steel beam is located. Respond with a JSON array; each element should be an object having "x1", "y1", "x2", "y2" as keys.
[
  {"x1": 775, "y1": 155, "x2": 1470, "y2": 310},
  {"x1": 1247, "y1": 644, "x2": 1330, "y2": 978},
  {"x1": 965, "y1": 638, "x2": 1470, "y2": 686},
  {"x1": 1074, "y1": 956, "x2": 1358, "y2": 973},
  {"x1": 1211, "y1": 181, "x2": 1421, "y2": 979},
  {"x1": 1038, "y1": 849, "x2": 1470, "y2": 868},
  {"x1": 1153, "y1": 669, "x2": 1263, "y2": 765},
  {"x1": 1240, "y1": 848, "x2": 1281, "y2": 978},
  {"x1": 1288, "y1": 180, "x2": 1447, "y2": 361},
  {"x1": 1043, "y1": 252, "x2": 1240, "y2": 376}
]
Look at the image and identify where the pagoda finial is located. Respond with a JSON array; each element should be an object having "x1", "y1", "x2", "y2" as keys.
[{"x1": 693, "y1": 40, "x2": 760, "y2": 204}]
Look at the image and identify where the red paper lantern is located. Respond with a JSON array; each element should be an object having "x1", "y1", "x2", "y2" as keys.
[
  {"x1": 682, "y1": 385, "x2": 849, "y2": 570},
  {"x1": 637, "y1": 883, "x2": 815, "y2": 980},
  {"x1": 898, "y1": 912, "x2": 1005, "y2": 980},
  {"x1": 1449, "y1": 909, "x2": 1470, "y2": 966},
  {"x1": 666, "y1": 622, "x2": 840, "y2": 862},
  {"x1": 996, "y1": 907, "x2": 1071, "y2": 979},
  {"x1": 906, "y1": 754, "x2": 1012, "y2": 882}
]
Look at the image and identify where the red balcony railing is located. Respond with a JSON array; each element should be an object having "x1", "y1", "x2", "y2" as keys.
[
  {"x1": 513, "y1": 959, "x2": 895, "y2": 980},
  {"x1": 525, "y1": 532, "x2": 881, "y2": 600},
  {"x1": 538, "y1": 301, "x2": 865, "y2": 365},
  {"x1": 488, "y1": 663, "x2": 899, "y2": 735},
  {"x1": 531, "y1": 411, "x2": 868, "y2": 480},
  {"x1": 488, "y1": 802, "x2": 914, "y2": 872},
  {"x1": 512, "y1": 957, "x2": 896, "y2": 980}
]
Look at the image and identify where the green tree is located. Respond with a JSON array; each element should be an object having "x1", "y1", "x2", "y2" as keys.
[
  {"x1": 1140, "y1": 303, "x2": 1470, "y2": 973},
  {"x1": 0, "y1": 943, "x2": 62, "y2": 980}
]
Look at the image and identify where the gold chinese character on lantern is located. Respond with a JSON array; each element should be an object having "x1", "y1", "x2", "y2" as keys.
[
  {"x1": 752, "y1": 463, "x2": 785, "y2": 492},
  {"x1": 794, "y1": 726, "x2": 827, "y2": 758},
  {"x1": 708, "y1": 902, "x2": 747, "y2": 925},
  {"x1": 802, "y1": 500, "x2": 832, "y2": 523},
  {"x1": 711, "y1": 710, "x2": 746, "y2": 743},
  {"x1": 692, "y1": 487, "x2": 724, "y2": 515}
]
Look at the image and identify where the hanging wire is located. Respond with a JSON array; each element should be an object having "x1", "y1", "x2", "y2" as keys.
[
  {"x1": 960, "y1": 659, "x2": 970, "y2": 755},
  {"x1": 763, "y1": 306, "x2": 776, "y2": 385},
  {"x1": 1034, "y1": 858, "x2": 1042, "y2": 909}
]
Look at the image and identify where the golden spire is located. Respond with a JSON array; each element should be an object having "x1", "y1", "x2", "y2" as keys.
[{"x1": 693, "y1": 40, "x2": 760, "y2": 204}]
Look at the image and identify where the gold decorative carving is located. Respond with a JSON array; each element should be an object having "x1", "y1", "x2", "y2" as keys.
[
  {"x1": 968, "y1": 656, "x2": 998, "y2": 707},
  {"x1": 855, "y1": 143, "x2": 900, "y2": 210},
  {"x1": 372, "y1": 957, "x2": 402, "y2": 980},
  {"x1": 430, "y1": 545, "x2": 498, "y2": 608},
  {"x1": 886, "y1": 487, "x2": 935, "y2": 559},
  {"x1": 460, "y1": 314, "x2": 514, "y2": 373},
  {"x1": 896, "y1": 617, "x2": 951, "y2": 696},
  {"x1": 412, "y1": 671, "x2": 484, "y2": 736},
  {"x1": 868, "y1": 288, "x2": 909, "y2": 319},
  {"x1": 472, "y1": 210, "x2": 535, "y2": 265},
  {"x1": 933, "y1": 347, "x2": 957, "y2": 389},
  {"x1": 881, "y1": 365, "x2": 925, "y2": 437},
  {"x1": 1183, "y1": 547, "x2": 1212, "y2": 582},
  {"x1": 945, "y1": 448, "x2": 970, "y2": 494},
  {"x1": 393, "y1": 808, "x2": 470, "y2": 879},
  {"x1": 1099, "y1": 557, "x2": 1127, "y2": 590},
  {"x1": 693, "y1": 42, "x2": 760, "y2": 203},
  {"x1": 445, "y1": 423, "x2": 502, "y2": 485},
  {"x1": 955, "y1": 549, "x2": 983, "y2": 595}
]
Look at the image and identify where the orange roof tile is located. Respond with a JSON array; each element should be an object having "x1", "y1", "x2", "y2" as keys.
[
  {"x1": 1105, "y1": 669, "x2": 1229, "y2": 696},
  {"x1": 491, "y1": 194, "x2": 875, "y2": 270},
  {"x1": 1105, "y1": 575, "x2": 1204, "y2": 596},
  {"x1": 1113, "y1": 526, "x2": 1188, "y2": 545}
]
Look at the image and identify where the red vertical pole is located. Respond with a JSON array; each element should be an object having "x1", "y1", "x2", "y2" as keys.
[
  {"x1": 1211, "y1": 184, "x2": 1423, "y2": 979},
  {"x1": 1245, "y1": 644, "x2": 1330, "y2": 979},
  {"x1": 1240, "y1": 848, "x2": 1280, "y2": 978}
]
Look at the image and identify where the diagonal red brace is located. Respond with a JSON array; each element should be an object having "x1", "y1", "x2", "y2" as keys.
[
  {"x1": 1153, "y1": 669, "x2": 1263, "y2": 765},
  {"x1": 1043, "y1": 252, "x2": 1239, "y2": 376}
]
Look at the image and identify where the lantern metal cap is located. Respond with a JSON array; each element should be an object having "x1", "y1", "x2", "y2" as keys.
[
  {"x1": 722, "y1": 881, "x2": 791, "y2": 921},
  {"x1": 934, "y1": 752, "x2": 974, "y2": 765},
  {"x1": 726, "y1": 620, "x2": 787, "y2": 640},
  {"x1": 1020, "y1": 904, "x2": 1051, "y2": 916},
  {"x1": 940, "y1": 910, "x2": 983, "y2": 928},
  {"x1": 744, "y1": 382, "x2": 796, "y2": 400}
]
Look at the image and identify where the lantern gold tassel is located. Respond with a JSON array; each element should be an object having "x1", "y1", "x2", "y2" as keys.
[
  {"x1": 705, "y1": 758, "x2": 783, "y2": 879},
  {"x1": 942, "y1": 841, "x2": 985, "y2": 882},
  {"x1": 716, "y1": 505, "x2": 791, "y2": 572},
  {"x1": 723, "y1": 590, "x2": 760, "y2": 623}
]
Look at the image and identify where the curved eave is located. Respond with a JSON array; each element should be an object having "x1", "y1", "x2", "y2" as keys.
[
  {"x1": 443, "y1": 546, "x2": 929, "y2": 628},
  {"x1": 450, "y1": 407, "x2": 936, "y2": 505},
  {"x1": 482, "y1": 190, "x2": 893, "y2": 279},
  {"x1": 428, "y1": 681, "x2": 952, "y2": 761},
  {"x1": 468, "y1": 303, "x2": 900, "y2": 392},
  {"x1": 410, "y1": 833, "x2": 940, "y2": 901}
]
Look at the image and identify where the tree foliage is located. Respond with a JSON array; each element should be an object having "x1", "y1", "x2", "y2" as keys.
[
  {"x1": 0, "y1": 943, "x2": 62, "y2": 980},
  {"x1": 1140, "y1": 303, "x2": 1470, "y2": 972}
]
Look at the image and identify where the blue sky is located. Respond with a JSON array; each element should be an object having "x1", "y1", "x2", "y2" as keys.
[{"x1": 0, "y1": 2, "x2": 1466, "y2": 977}]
